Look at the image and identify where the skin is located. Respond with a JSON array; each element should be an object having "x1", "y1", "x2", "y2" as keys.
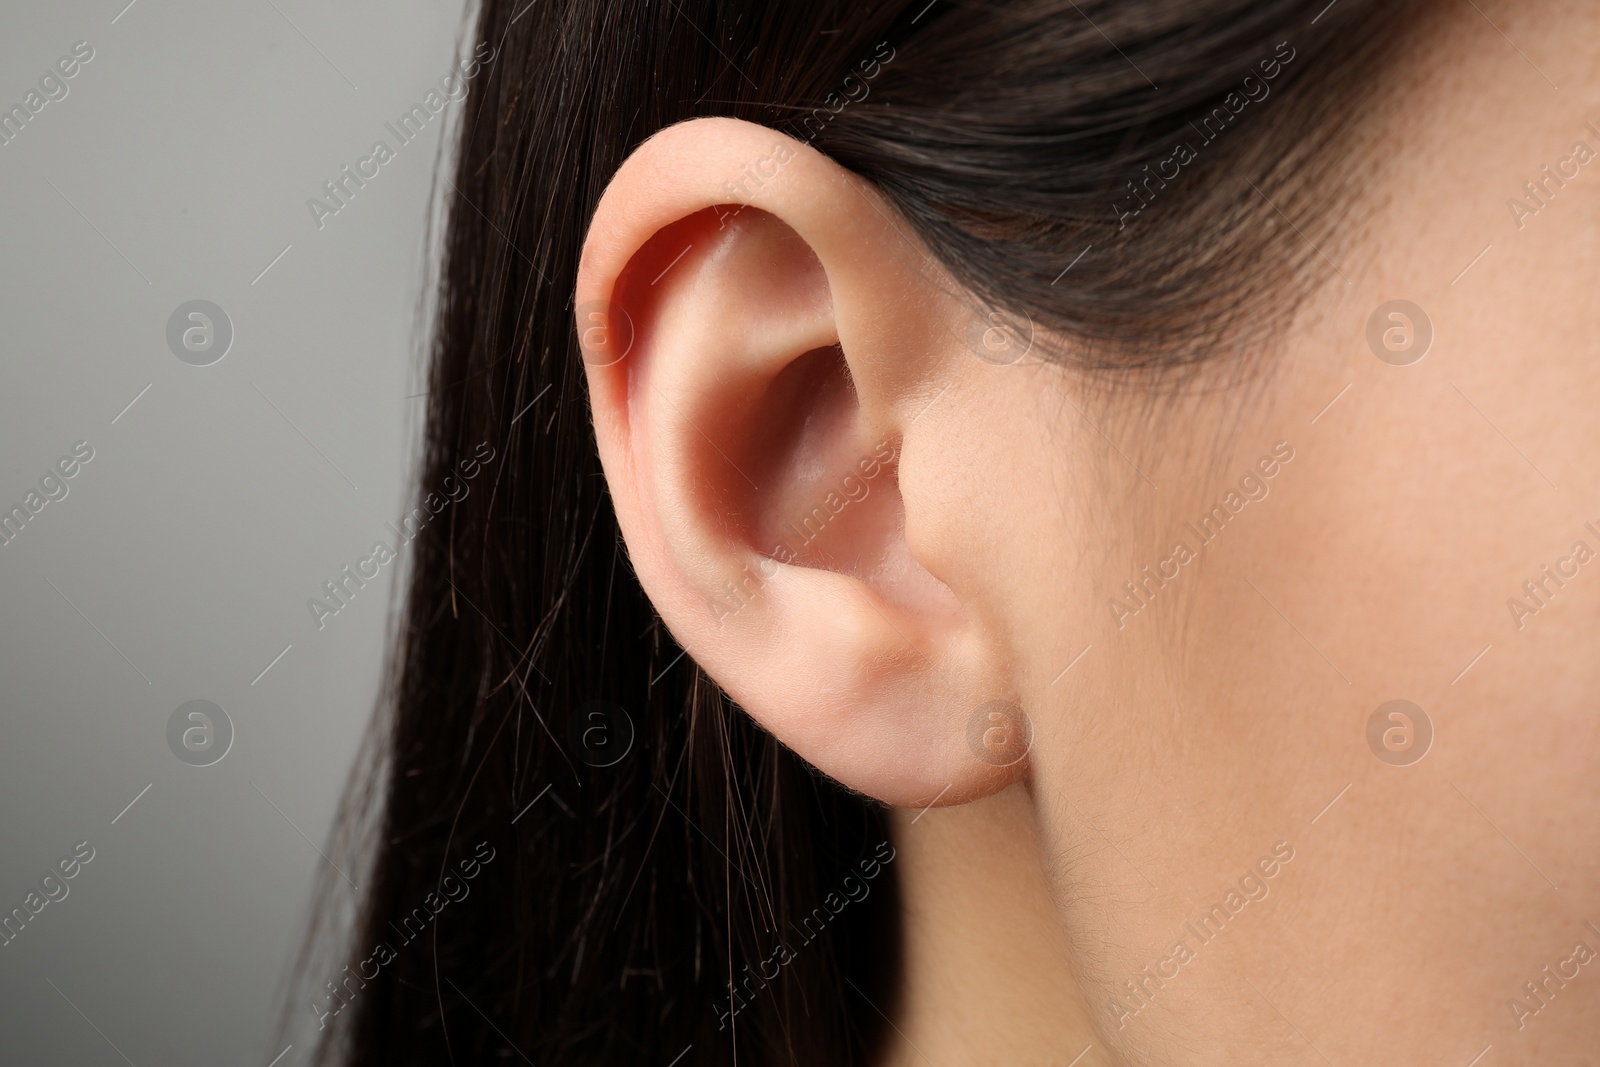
[{"x1": 575, "y1": 2, "x2": 1600, "y2": 1062}]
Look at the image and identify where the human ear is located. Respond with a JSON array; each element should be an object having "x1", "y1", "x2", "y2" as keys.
[{"x1": 575, "y1": 117, "x2": 1023, "y2": 807}]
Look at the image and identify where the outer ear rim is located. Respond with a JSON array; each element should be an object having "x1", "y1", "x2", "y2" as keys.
[
  {"x1": 576, "y1": 117, "x2": 948, "y2": 366},
  {"x1": 574, "y1": 116, "x2": 959, "y2": 595}
]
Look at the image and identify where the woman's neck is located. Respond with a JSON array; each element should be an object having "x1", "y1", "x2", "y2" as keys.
[{"x1": 881, "y1": 783, "x2": 1109, "y2": 1067}]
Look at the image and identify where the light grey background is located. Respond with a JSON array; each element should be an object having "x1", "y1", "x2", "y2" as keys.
[{"x1": 0, "y1": 1, "x2": 470, "y2": 1062}]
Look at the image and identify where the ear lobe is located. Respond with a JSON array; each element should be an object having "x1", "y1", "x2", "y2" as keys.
[{"x1": 575, "y1": 117, "x2": 1025, "y2": 807}]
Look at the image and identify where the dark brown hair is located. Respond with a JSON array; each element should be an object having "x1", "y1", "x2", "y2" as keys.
[{"x1": 303, "y1": 1, "x2": 1415, "y2": 1063}]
